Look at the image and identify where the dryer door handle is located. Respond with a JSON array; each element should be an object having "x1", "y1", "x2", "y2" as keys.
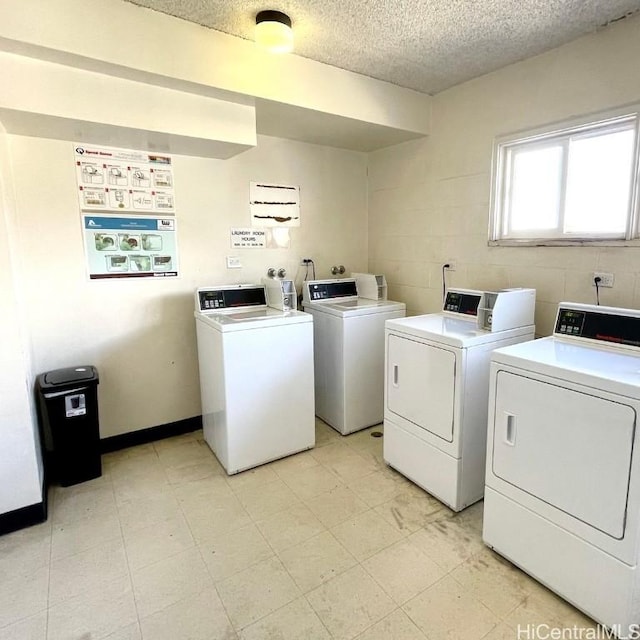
[
  {"x1": 392, "y1": 364, "x2": 399, "y2": 387},
  {"x1": 505, "y1": 413, "x2": 516, "y2": 446}
]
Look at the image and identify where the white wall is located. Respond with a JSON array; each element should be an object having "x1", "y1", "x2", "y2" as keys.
[
  {"x1": 0, "y1": 130, "x2": 42, "y2": 513},
  {"x1": 8, "y1": 134, "x2": 367, "y2": 438},
  {"x1": 368, "y1": 14, "x2": 640, "y2": 335}
]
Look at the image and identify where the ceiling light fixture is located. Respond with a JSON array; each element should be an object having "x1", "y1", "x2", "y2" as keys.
[{"x1": 255, "y1": 10, "x2": 293, "y2": 54}]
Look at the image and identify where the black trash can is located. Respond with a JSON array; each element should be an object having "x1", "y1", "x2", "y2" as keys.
[{"x1": 35, "y1": 366, "x2": 101, "y2": 487}]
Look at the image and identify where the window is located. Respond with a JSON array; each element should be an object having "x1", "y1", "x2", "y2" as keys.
[{"x1": 490, "y1": 110, "x2": 640, "y2": 243}]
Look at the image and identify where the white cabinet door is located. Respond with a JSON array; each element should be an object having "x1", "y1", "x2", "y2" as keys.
[
  {"x1": 492, "y1": 371, "x2": 635, "y2": 539},
  {"x1": 387, "y1": 334, "x2": 456, "y2": 442}
]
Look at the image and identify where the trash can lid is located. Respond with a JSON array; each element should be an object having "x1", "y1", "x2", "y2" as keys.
[{"x1": 43, "y1": 366, "x2": 98, "y2": 386}]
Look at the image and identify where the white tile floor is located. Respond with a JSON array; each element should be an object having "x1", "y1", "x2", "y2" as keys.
[{"x1": 0, "y1": 420, "x2": 597, "y2": 640}]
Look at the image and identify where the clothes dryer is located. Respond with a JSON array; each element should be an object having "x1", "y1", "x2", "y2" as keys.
[
  {"x1": 195, "y1": 284, "x2": 314, "y2": 474},
  {"x1": 384, "y1": 288, "x2": 535, "y2": 511},
  {"x1": 484, "y1": 303, "x2": 640, "y2": 633},
  {"x1": 302, "y1": 278, "x2": 406, "y2": 434}
]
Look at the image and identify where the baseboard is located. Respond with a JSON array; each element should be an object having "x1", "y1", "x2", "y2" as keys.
[
  {"x1": 0, "y1": 499, "x2": 47, "y2": 536},
  {"x1": 100, "y1": 415, "x2": 202, "y2": 453}
]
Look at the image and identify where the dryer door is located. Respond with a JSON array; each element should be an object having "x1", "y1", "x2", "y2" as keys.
[
  {"x1": 492, "y1": 371, "x2": 636, "y2": 539},
  {"x1": 387, "y1": 334, "x2": 456, "y2": 442}
]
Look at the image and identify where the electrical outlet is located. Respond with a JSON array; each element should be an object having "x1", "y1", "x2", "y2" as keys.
[
  {"x1": 445, "y1": 261, "x2": 457, "y2": 271},
  {"x1": 593, "y1": 271, "x2": 614, "y2": 288}
]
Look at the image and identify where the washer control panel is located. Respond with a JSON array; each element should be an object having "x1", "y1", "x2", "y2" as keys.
[
  {"x1": 198, "y1": 286, "x2": 267, "y2": 311},
  {"x1": 555, "y1": 305, "x2": 640, "y2": 348}
]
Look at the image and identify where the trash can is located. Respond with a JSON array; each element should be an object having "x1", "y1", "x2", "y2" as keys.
[{"x1": 35, "y1": 366, "x2": 101, "y2": 487}]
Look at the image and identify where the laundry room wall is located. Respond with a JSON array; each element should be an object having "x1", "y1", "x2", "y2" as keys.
[
  {"x1": 368, "y1": 13, "x2": 640, "y2": 335},
  {"x1": 7, "y1": 134, "x2": 368, "y2": 438},
  {"x1": 0, "y1": 129, "x2": 42, "y2": 514}
]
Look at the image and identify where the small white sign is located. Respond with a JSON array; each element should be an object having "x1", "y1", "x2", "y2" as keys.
[{"x1": 230, "y1": 228, "x2": 267, "y2": 248}]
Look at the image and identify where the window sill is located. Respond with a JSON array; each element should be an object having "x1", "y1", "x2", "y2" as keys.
[{"x1": 488, "y1": 238, "x2": 640, "y2": 248}]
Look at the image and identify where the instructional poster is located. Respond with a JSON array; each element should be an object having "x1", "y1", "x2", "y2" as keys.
[
  {"x1": 74, "y1": 144, "x2": 175, "y2": 214},
  {"x1": 83, "y1": 215, "x2": 178, "y2": 279}
]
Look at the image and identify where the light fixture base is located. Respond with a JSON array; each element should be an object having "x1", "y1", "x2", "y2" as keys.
[{"x1": 255, "y1": 10, "x2": 293, "y2": 53}]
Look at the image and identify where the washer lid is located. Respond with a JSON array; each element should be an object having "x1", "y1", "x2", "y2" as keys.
[
  {"x1": 492, "y1": 337, "x2": 640, "y2": 398},
  {"x1": 386, "y1": 313, "x2": 532, "y2": 348},
  {"x1": 196, "y1": 308, "x2": 312, "y2": 331},
  {"x1": 305, "y1": 298, "x2": 406, "y2": 317}
]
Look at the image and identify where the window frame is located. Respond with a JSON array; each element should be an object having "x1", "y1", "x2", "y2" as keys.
[{"x1": 489, "y1": 107, "x2": 640, "y2": 246}]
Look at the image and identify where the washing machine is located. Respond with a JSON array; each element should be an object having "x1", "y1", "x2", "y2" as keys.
[
  {"x1": 384, "y1": 288, "x2": 536, "y2": 511},
  {"x1": 195, "y1": 284, "x2": 315, "y2": 474},
  {"x1": 302, "y1": 277, "x2": 406, "y2": 434},
  {"x1": 484, "y1": 302, "x2": 640, "y2": 633}
]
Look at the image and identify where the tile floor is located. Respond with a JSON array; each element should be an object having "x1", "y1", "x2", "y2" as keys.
[{"x1": 0, "y1": 420, "x2": 597, "y2": 640}]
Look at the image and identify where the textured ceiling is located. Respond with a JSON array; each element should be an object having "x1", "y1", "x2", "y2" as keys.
[{"x1": 123, "y1": 0, "x2": 640, "y2": 95}]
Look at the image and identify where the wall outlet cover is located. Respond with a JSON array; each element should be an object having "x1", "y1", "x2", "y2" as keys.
[{"x1": 593, "y1": 271, "x2": 614, "y2": 287}]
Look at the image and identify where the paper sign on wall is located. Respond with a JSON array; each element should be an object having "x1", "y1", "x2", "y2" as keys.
[
  {"x1": 250, "y1": 182, "x2": 300, "y2": 227},
  {"x1": 230, "y1": 228, "x2": 267, "y2": 248},
  {"x1": 83, "y1": 215, "x2": 178, "y2": 279},
  {"x1": 74, "y1": 144, "x2": 175, "y2": 215}
]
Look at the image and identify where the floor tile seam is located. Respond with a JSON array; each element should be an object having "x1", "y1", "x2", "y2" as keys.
[
  {"x1": 50, "y1": 529, "x2": 124, "y2": 565},
  {"x1": 274, "y1": 527, "x2": 358, "y2": 566},
  {"x1": 227, "y1": 475, "x2": 288, "y2": 502},
  {"x1": 269, "y1": 457, "x2": 322, "y2": 481},
  {"x1": 120, "y1": 509, "x2": 193, "y2": 545},
  {"x1": 358, "y1": 556, "x2": 426, "y2": 608},
  {"x1": 315, "y1": 456, "x2": 377, "y2": 486},
  {"x1": 51, "y1": 506, "x2": 120, "y2": 529},
  {"x1": 241, "y1": 495, "x2": 306, "y2": 525},
  {"x1": 278, "y1": 480, "x2": 341, "y2": 504},
  {"x1": 401, "y1": 570, "x2": 502, "y2": 631},
  {"x1": 156, "y1": 454, "x2": 218, "y2": 475},
  {"x1": 47, "y1": 558, "x2": 131, "y2": 610},
  {"x1": 303, "y1": 498, "x2": 372, "y2": 530},
  {"x1": 348, "y1": 604, "x2": 408, "y2": 640},
  {"x1": 45, "y1": 572, "x2": 135, "y2": 620},
  {"x1": 304, "y1": 574, "x2": 402, "y2": 640},
  {"x1": 126, "y1": 539, "x2": 199, "y2": 574},
  {"x1": 135, "y1": 576, "x2": 225, "y2": 635},
  {"x1": 254, "y1": 521, "x2": 328, "y2": 556},
  {"x1": 353, "y1": 601, "x2": 428, "y2": 640},
  {"x1": 0, "y1": 607, "x2": 48, "y2": 634},
  {"x1": 227, "y1": 591, "x2": 309, "y2": 636},
  {"x1": 114, "y1": 494, "x2": 146, "y2": 626},
  {"x1": 198, "y1": 523, "x2": 277, "y2": 585},
  {"x1": 278, "y1": 542, "x2": 361, "y2": 596},
  {"x1": 221, "y1": 558, "x2": 303, "y2": 634},
  {"x1": 446, "y1": 558, "x2": 530, "y2": 621},
  {"x1": 132, "y1": 558, "x2": 216, "y2": 624}
]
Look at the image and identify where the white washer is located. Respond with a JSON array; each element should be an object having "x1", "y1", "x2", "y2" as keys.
[
  {"x1": 484, "y1": 303, "x2": 640, "y2": 633},
  {"x1": 384, "y1": 288, "x2": 535, "y2": 511},
  {"x1": 302, "y1": 278, "x2": 406, "y2": 434},
  {"x1": 195, "y1": 284, "x2": 315, "y2": 474}
]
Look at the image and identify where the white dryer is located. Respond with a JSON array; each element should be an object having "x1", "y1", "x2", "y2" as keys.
[
  {"x1": 302, "y1": 278, "x2": 406, "y2": 434},
  {"x1": 484, "y1": 303, "x2": 640, "y2": 633},
  {"x1": 384, "y1": 288, "x2": 535, "y2": 511},
  {"x1": 195, "y1": 284, "x2": 315, "y2": 474}
]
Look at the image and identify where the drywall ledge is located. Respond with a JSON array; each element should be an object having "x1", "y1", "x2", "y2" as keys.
[
  {"x1": 0, "y1": 51, "x2": 257, "y2": 158},
  {"x1": 0, "y1": 0, "x2": 431, "y2": 146}
]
